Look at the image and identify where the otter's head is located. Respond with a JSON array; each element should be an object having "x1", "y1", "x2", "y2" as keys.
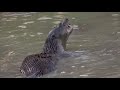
[{"x1": 48, "y1": 18, "x2": 73, "y2": 50}]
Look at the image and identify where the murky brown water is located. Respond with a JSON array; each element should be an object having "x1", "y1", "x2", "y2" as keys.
[{"x1": 0, "y1": 12, "x2": 120, "y2": 78}]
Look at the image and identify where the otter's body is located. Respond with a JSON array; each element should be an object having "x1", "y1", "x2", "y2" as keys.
[
  {"x1": 20, "y1": 53, "x2": 58, "y2": 78},
  {"x1": 20, "y1": 18, "x2": 73, "y2": 78}
]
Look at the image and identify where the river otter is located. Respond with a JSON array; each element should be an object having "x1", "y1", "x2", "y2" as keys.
[{"x1": 20, "y1": 18, "x2": 74, "y2": 78}]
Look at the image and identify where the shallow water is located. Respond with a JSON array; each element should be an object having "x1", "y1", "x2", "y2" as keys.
[{"x1": 1, "y1": 12, "x2": 120, "y2": 78}]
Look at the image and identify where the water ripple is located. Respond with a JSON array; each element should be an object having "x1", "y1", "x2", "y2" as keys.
[
  {"x1": 37, "y1": 32, "x2": 43, "y2": 35},
  {"x1": 37, "y1": 16, "x2": 52, "y2": 20},
  {"x1": 23, "y1": 21, "x2": 34, "y2": 24},
  {"x1": 112, "y1": 14, "x2": 120, "y2": 17},
  {"x1": 18, "y1": 25, "x2": 27, "y2": 28},
  {"x1": 53, "y1": 21, "x2": 61, "y2": 24}
]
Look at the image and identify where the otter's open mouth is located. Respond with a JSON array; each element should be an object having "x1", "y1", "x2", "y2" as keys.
[{"x1": 67, "y1": 25, "x2": 73, "y2": 34}]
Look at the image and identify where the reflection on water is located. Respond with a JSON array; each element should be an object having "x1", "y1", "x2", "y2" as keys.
[{"x1": 1, "y1": 12, "x2": 120, "y2": 78}]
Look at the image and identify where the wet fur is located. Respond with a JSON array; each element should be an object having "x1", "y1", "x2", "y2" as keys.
[{"x1": 20, "y1": 18, "x2": 73, "y2": 78}]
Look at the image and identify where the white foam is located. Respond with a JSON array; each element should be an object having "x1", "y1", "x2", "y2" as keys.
[
  {"x1": 29, "y1": 35, "x2": 35, "y2": 37},
  {"x1": 37, "y1": 32, "x2": 43, "y2": 35},
  {"x1": 81, "y1": 66, "x2": 85, "y2": 68},
  {"x1": 8, "y1": 31, "x2": 11, "y2": 33},
  {"x1": 53, "y1": 21, "x2": 61, "y2": 24},
  {"x1": 21, "y1": 33, "x2": 27, "y2": 36},
  {"x1": 53, "y1": 15, "x2": 64, "y2": 18},
  {"x1": 102, "y1": 53, "x2": 111, "y2": 56},
  {"x1": 22, "y1": 15, "x2": 31, "y2": 17},
  {"x1": 73, "y1": 25, "x2": 79, "y2": 29},
  {"x1": 72, "y1": 66, "x2": 76, "y2": 68},
  {"x1": 72, "y1": 17, "x2": 76, "y2": 19},
  {"x1": 79, "y1": 74, "x2": 88, "y2": 77},
  {"x1": 23, "y1": 21, "x2": 34, "y2": 24},
  {"x1": 57, "y1": 12, "x2": 66, "y2": 14},
  {"x1": 37, "y1": 16, "x2": 52, "y2": 20},
  {"x1": 83, "y1": 40, "x2": 89, "y2": 41},
  {"x1": 69, "y1": 72, "x2": 74, "y2": 74},
  {"x1": 4, "y1": 13, "x2": 31, "y2": 16},
  {"x1": 6, "y1": 20, "x2": 13, "y2": 21},
  {"x1": 30, "y1": 12, "x2": 37, "y2": 14},
  {"x1": 8, "y1": 51, "x2": 15, "y2": 56},
  {"x1": 117, "y1": 32, "x2": 120, "y2": 34},
  {"x1": 18, "y1": 25, "x2": 27, "y2": 28},
  {"x1": 112, "y1": 14, "x2": 119, "y2": 17},
  {"x1": 61, "y1": 71, "x2": 66, "y2": 74},
  {"x1": 75, "y1": 51, "x2": 85, "y2": 53},
  {"x1": 4, "y1": 45, "x2": 10, "y2": 46},
  {"x1": 9, "y1": 35, "x2": 15, "y2": 38}
]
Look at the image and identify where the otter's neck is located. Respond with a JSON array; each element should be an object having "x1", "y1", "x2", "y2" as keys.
[{"x1": 42, "y1": 37, "x2": 65, "y2": 55}]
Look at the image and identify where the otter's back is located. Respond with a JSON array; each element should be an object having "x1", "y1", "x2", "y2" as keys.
[{"x1": 20, "y1": 53, "x2": 58, "y2": 77}]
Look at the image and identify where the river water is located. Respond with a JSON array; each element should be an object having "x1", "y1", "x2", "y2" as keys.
[{"x1": 0, "y1": 12, "x2": 120, "y2": 78}]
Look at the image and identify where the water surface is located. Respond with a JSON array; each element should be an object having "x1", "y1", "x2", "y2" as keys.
[{"x1": 0, "y1": 12, "x2": 120, "y2": 78}]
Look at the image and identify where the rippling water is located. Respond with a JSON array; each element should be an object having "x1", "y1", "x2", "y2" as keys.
[{"x1": 0, "y1": 12, "x2": 120, "y2": 78}]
